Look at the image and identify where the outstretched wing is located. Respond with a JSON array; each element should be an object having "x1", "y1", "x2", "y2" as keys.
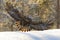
[
  {"x1": 5, "y1": 2, "x2": 54, "y2": 31},
  {"x1": 5, "y1": 2, "x2": 32, "y2": 26},
  {"x1": 5, "y1": 2, "x2": 42, "y2": 25},
  {"x1": 5, "y1": 2, "x2": 22, "y2": 21}
]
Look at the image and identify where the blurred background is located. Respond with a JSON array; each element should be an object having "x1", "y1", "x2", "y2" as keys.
[{"x1": 0, "y1": 0, "x2": 60, "y2": 31}]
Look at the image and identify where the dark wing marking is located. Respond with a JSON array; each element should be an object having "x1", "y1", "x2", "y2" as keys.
[{"x1": 5, "y1": 2, "x2": 54, "y2": 30}]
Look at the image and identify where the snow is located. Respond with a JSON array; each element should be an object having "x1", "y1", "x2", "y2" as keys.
[{"x1": 0, "y1": 29, "x2": 60, "y2": 40}]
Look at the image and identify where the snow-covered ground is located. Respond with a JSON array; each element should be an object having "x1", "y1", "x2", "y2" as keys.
[{"x1": 0, "y1": 29, "x2": 60, "y2": 40}]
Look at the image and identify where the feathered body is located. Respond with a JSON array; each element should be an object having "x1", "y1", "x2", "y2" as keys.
[{"x1": 5, "y1": 2, "x2": 54, "y2": 31}]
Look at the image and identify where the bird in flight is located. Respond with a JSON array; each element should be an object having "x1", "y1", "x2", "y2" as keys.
[{"x1": 5, "y1": 2, "x2": 54, "y2": 32}]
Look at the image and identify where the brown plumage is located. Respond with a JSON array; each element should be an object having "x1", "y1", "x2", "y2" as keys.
[{"x1": 5, "y1": 2, "x2": 54, "y2": 32}]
